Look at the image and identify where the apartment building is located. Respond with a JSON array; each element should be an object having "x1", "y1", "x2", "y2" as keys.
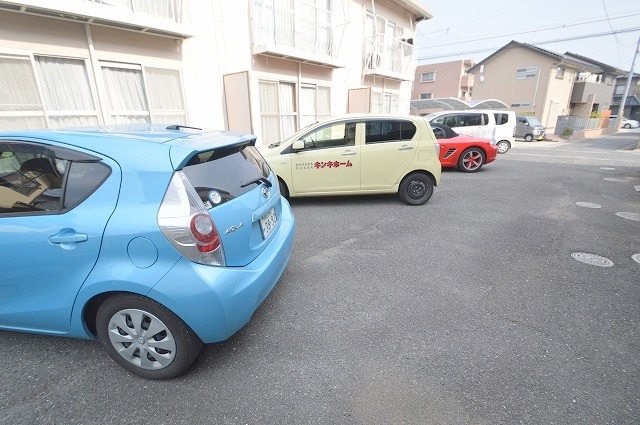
[
  {"x1": 0, "y1": 0, "x2": 432, "y2": 145},
  {"x1": 411, "y1": 59, "x2": 475, "y2": 101}
]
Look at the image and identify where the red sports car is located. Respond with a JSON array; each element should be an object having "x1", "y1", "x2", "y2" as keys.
[{"x1": 430, "y1": 123, "x2": 498, "y2": 173}]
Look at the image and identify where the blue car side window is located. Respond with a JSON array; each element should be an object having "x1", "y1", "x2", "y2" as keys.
[
  {"x1": 0, "y1": 141, "x2": 109, "y2": 215},
  {"x1": 63, "y1": 161, "x2": 111, "y2": 210}
]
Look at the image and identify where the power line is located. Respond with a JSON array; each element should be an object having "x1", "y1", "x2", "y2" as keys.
[
  {"x1": 417, "y1": 27, "x2": 640, "y2": 61},
  {"x1": 416, "y1": 0, "x2": 558, "y2": 38},
  {"x1": 416, "y1": 13, "x2": 640, "y2": 50}
]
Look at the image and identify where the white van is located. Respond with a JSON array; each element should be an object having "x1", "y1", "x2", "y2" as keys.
[
  {"x1": 424, "y1": 109, "x2": 516, "y2": 154},
  {"x1": 492, "y1": 110, "x2": 516, "y2": 154},
  {"x1": 424, "y1": 109, "x2": 496, "y2": 147}
]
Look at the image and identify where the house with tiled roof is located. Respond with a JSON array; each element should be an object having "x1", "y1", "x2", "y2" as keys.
[{"x1": 467, "y1": 41, "x2": 624, "y2": 133}]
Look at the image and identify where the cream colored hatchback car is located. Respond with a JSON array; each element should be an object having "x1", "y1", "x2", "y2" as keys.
[{"x1": 259, "y1": 114, "x2": 441, "y2": 205}]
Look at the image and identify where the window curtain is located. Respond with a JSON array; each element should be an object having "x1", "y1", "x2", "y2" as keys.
[
  {"x1": 101, "y1": 65, "x2": 150, "y2": 124},
  {"x1": 0, "y1": 56, "x2": 45, "y2": 130},
  {"x1": 371, "y1": 91, "x2": 381, "y2": 113},
  {"x1": 145, "y1": 67, "x2": 186, "y2": 124},
  {"x1": 279, "y1": 82, "x2": 296, "y2": 139},
  {"x1": 317, "y1": 86, "x2": 330, "y2": 120},
  {"x1": 259, "y1": 81, "x2": 280, "y2": 145},
  {"x1": 383, "y1": 93, "x2": 391, "y2": 113},
  {"x1": 300, "y1": 85, "x2": 317, "y2": 128},
  {"x1": 35, "y1": 56, "x2": 99, "y2": 128}
]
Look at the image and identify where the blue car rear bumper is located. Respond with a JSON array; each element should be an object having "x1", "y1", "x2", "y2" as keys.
[{"x1": 146, "y1": 198, "x2": 295, "y2": 343}]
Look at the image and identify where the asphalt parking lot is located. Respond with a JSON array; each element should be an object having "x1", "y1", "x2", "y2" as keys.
[{"x1": 1, "y1": 132, "x2": 639, "y2": 424}]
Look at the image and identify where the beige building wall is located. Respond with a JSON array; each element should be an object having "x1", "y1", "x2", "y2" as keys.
[
  {"x1": 471, "y1": 46, "x2": 575, "y2": 131},
  {"x1": 412, "y1": 60, "x2": 474, "y2": 100},
  {"x1": 542, "y1": 65, "x2": 576, "y2": 129}
]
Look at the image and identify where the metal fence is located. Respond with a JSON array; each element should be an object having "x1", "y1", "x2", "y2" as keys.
[{"x1": 555, "y1": 116, "x2": 604, "y2": 135}]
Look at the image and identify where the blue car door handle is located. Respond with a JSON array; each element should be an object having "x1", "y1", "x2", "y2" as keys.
[{"x1": 49, "y1": 232, "x2": 88, "y2": 244}]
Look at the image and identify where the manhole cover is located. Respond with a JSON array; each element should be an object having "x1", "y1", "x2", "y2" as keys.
[
  {"x1": 616, "y1": 212, "x2": 640, "y2": 221},
  {"x1": 604, "y1": 178, "x2": 629, "y2": 183},
  {"x1": 576, "y1": 202, "x2": 601, "y2": 208},
  {"x1": 599, "y1": 167, "x2": 616, "y2": 170},
  {"x1": 632, "y1": 254, "x2": 640, "y2": 265},
  {"x1": 571, "y1": 252, "x2": 614, "y2": 267}
]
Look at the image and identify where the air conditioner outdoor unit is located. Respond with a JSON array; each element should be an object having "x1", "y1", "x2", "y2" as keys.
[{"x1": 365, "y1": 52, "x2": 382, "y2": 70}]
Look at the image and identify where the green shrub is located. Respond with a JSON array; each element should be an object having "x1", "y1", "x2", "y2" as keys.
[{"x1": 561, "y1": 128, "x2": 574, "y2": 138}]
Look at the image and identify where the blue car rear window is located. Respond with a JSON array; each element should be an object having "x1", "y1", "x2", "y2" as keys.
[{"x1": 182, "y1": 144, "x2": 271, "y2": 206}]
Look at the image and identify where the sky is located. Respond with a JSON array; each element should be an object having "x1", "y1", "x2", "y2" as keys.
[{"x1": 414, "y1": 0, "x2": 640, "y2": 72}]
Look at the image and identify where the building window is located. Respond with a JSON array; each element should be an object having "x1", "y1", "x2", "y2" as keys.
[
  {"x1": 419, "y1": 93, "x2": 433, "y2": 100},
  {"x1": 145, "y1": 67, "x2": 187, "y2": 124},
  {"x1": 516, "y1": 67, "x2": 538, "y2": 80},
  {"x1": 259, "y1": 80, "x2": 296, "y2": 146},
  {"x1": 35, "y1": 56, "x2": 100, "y2": 128},
  {"x1": 100, "y1": 62, "x2": 186, "y2": 125},
  {"x1": 0, "y1": 54, "x2": 100, "y2": 130},
  {"x1": 614, "y1": 85, "x2": 625, "y2": 95},
  {"x1": 370, "y1": 90, "x2": 398, "y2": 113},
  {"x1": 421, "y1": 72, "x2": 436, "y2": 82},
  {"x1": 510, "y1": 103, "x2": 532, "y2": 107},
  {"x1": 556, "y1": 66, "x2": 565, "y2": 79},
  {"x1": 0, "y1": 55, "x2": 46, "y2": 130},
  {"x1": 101, "y1": 63, "x2": 149, "y2": 124},
  {"x1": 0, "y1": 53, "x2": 186, "y2": 131},
  {"x1": 259, "y1": 80, "x2": 330, "y2": 145},
  {"x1": 300, "y1": 84, "x2": 331, "y2": 128}
]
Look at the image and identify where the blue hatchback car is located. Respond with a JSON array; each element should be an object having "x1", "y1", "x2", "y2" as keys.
[{"x1": 0, "y1": 124, "x2": 295, "y2": 379}]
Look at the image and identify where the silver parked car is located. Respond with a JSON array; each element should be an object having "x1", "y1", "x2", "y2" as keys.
[{"x1": 515, "y1": 115, "x2": 546, "y2": 142}]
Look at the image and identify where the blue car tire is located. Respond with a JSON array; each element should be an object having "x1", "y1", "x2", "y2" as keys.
[{"x1": 96, "y1": 294, "x2": 203, "y2": 379}]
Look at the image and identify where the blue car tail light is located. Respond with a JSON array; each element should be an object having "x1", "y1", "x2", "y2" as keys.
[{"x1": 157, "y1": 171, "x2": 226, "y2": 266}]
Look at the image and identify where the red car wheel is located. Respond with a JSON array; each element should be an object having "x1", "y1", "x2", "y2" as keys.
[{"x1": 457, "y1": 148, "x2": 485, "y2": 173}]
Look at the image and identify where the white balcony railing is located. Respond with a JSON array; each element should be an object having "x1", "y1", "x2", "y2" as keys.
[
  {"x1": 0, "y1": 0, "x2": 190, "y2": 37},
  {"x1": 252, "y1": 0, "x2": 347, "y2": 67},
  {"x1": 363, "y1": 33, "x2": 415, "y2": 81},
  {"x1": 87, "y1": 0, "x2": 185, "y2": 24}
]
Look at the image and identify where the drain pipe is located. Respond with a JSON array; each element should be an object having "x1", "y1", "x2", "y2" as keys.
[
  {"x1": 531, "y1": 65, "x2": 541, "y2": 114},
  {"x1": 85, "y1": 24, "x2": 106, "y2": 125}
]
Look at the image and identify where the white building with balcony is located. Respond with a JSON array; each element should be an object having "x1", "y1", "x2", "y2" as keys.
[{"x1": 0, "y1": 0, "x2": 432, "y2": 145}]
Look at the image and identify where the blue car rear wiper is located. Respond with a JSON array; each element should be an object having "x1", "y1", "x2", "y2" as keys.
[{"x1": 240, "y1": 177, "x2": 272, "y2": 188}]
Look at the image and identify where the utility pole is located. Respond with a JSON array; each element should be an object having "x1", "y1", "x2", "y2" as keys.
[{"x1": 616, "y1": 36, "x2": 640, "y2": 128}]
